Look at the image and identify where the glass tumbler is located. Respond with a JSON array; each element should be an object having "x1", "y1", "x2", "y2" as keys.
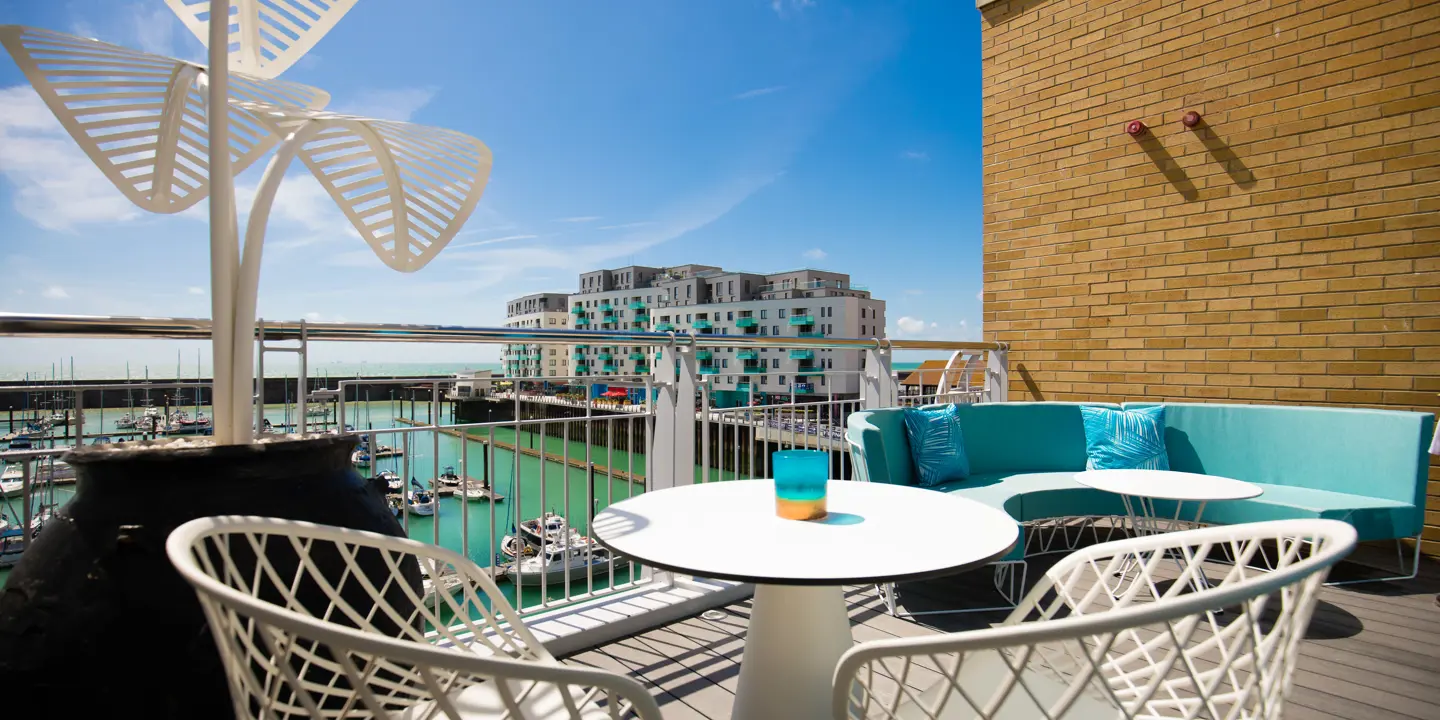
[{"x1": 773, "y1": 450, "x2": 829, "y2": 520}]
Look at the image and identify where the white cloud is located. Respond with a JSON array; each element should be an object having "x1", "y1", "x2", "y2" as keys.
[
  {"x1": 733, "y1": 86, "x2": 787, "y2": 100},
  {"x1": 802, "y1": 248, "x2": 827, "y2": 261},
  {"x1": 930, "y1": 322, "x2": 938, "y2": 328},
  {"x1": 128, "y1": 4, "x2": 179, "y2": 57},
  {"x1": 42, "y1": 286, "x2": 69, "y2": 299},
  {"x1": 304, "y1": 311, "x2": 322, "y2": 321},
  {"x1": 901, "y1": 150, "x2": 929, "y2": 162},
  {"x1": 332, "y1": 87, "x2": 439, "y2": 122},
  {"x1": 771, "y1": 0, "x2": 816, "y2": 16},
  {"x1": 896, "y1": 316, "x2": 925, "y2": 334},
  {"x1": 554, "y1": 216, "x2": 602, "y2": 223},
  {"x1": 0, "y1": 85, "x2": 144, "y2": 230},
  {"x1": 186, "y1": 286, "x2": 205, "y2": 295},
  {"x1": 452, "y1": 234, "x2": 538, "y2": 249}
]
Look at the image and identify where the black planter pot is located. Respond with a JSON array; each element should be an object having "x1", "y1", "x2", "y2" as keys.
[{"x1": 0, "y1": 434, "x2": 419, "y2": 718}]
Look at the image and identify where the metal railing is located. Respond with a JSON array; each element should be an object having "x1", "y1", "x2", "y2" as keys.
[{"x1": 0, "y1": 312, "x2": 1008, "y2": 620}]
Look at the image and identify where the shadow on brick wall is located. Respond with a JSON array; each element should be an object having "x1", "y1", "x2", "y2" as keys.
[
  {"x1": 1135, "y1": 133, "x2": 1198, "y2": 202},
  {"x1": 980, "y1": 0, "x2": 1058, "y2": 26},
  {"x1": 1191, "y1": 118, "x2": 1257, "y2": 189},
  {"x1": 1016, "y1": 363, "x2": 1046, "y2": 401}
]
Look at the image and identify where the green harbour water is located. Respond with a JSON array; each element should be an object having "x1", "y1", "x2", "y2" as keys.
[{"x1": 0, "y1": 400, "x2": 688, "y2": 612}]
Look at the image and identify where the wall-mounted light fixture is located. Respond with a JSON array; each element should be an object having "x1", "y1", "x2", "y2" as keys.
[
  {"x1": 1125, "y1": 120, "x2": 1148, "y2": 136},
  {"x1": 1182, "y1": 111, "x2": 1203, "y2": 128}
]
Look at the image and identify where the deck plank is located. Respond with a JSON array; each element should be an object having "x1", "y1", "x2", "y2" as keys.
[{"x1": 562, "y1": 556, "x2": 1440, "y2": 720}]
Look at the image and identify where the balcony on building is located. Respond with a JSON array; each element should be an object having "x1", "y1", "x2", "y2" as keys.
[
  {"x1": 693, "y1": 319, "x2": 713, "y2": 330},
  {"x1": 695, "y1": 350, "x2": 713, "y2": 360},
  {"x1": 736, "y1": 349, "x2": 758, "y2": 361},
  {"x1": 788, "y1": 313, "x2": 815, "y2": 326},
  {"x1": 789, "y1": 349, "x2": 814, "y2": 360},
  {"x1": 735, "y1": 317, "x2": 758, "y2": 330},
  {"x1": 574, "y1": 317, "x2": 591, "y2": 326},
  {"x1": 655, "y1": 322, "x2": 675, "y2": 332},
  {"x1": 628, "y1": 300, "x2": 646, "y2": 310}
]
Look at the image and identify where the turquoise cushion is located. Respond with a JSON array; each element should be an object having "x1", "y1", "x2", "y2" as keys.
[
  {"x1": 1152, "y1": 484, "x2": 1415, "y2": 543},
  {"x1": 1126, "y1": 402, "x2": 1432, "y2": 537},
  {"x1": 846, "y1": 410, "x2": 915, "y2": 486},
  {"x1": 902, "y1": 404, "x2": 970, "y2": 487},
  {"x1": 1079, "y1": 405, "x2": 1170, "y2": 471},
  {"x1": 952, "y1": 402, "x2": 1117, "y2": 474}
]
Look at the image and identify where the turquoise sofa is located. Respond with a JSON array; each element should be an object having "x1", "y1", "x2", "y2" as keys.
[{"x1": 846, "y1": 401, "x2": 1433, "y2": 567}]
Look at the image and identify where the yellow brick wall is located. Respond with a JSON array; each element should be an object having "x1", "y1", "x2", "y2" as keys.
[{"x1": 979, "y1": 0, "x2": 1440, "y2": 553}]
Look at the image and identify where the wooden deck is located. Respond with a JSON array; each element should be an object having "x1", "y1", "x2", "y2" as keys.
[{"x1": 562, "y1": 546, "x2": 1440, "y2": 720}]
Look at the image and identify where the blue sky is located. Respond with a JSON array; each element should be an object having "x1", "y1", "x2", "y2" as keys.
[{"x1": 0, "y1": 0, "x2": 983, "y2": 371}]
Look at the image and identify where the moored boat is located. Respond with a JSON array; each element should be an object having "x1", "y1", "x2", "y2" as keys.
[
  {"x1": 460, "y1": 479, "x2": 504, "y2": 503},
  {"x1": 504, "y1": 543, "x2": 626, "y2": 585}
]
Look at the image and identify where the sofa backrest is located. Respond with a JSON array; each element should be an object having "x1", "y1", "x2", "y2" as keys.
[
  {"x1": 846, "y1": 402, "x2": 1116, "y2": 484},
  {"x1": 1125, "y1": 402, "x2": 1434, "y2": 507}
]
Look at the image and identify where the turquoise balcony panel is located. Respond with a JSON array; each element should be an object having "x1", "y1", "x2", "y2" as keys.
[
  {"x1": 789, "y1": 349, "x2": 814, "y2": 360},
  {"x1": 788, "y1": 315, "x2": 815, "y2": 325}
]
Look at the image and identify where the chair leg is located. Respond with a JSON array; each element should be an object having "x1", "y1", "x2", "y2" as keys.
[{"x1": 1325, "y1": 533, "x2": 1423, "y2": 586}]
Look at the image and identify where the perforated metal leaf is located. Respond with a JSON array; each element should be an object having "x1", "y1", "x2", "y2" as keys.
[
  {"x1": 165, "y1": 0, "x2": 358, "y2": 79},
  {"x1": 241, "y1": 104, "x2": 493, "y2": 272},
  {"x1": 0, "y1": 25, "x2": 329, "y2": 214}
]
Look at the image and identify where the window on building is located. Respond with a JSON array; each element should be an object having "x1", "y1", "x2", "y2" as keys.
[
  {"x1": 760, "y1": 326, "x2": 767, "y2": 335},
  {"x1": 771, "y1": 358, "x2": 779, "y2": 369},
  {"x1": 820, "y1": 376, "x2": 826, "y2": 386},
  {"x1": 779, "y1": 375, "x2": 787, "y2": 385},
  {"x1": 686, "y1": 313, "x2": 692, "y2": 322},
  {"x1": 772, "y1": 325, "x2": 779, "y2": 335},
  {"x1": 728, "y1": 280, "x2": 734, "y2": 294},
  {"x1": 760, "y1": 377, "x2": 768, "y2": 386},
  {"x1": 760, "y1": 309, "x2": 768, "y2": 319},
  {"x1": 778, "y1": 308, "x2": 787, "y2": 318},
  {"x1": 727, "y1": 311, "x2": 734, "y2": 320},
  {"x1": 721, "y1": 359, "x2": 729, "y2": 368},
  {"x1": 828, "y1": 359, "x2": 834, "y2": 369},
  {"x1": 728, "y1": 376, "x2": 734, "y2": 384},
  {"x1": 687, "y1": 285, "x2": 693, "y2": 298}
]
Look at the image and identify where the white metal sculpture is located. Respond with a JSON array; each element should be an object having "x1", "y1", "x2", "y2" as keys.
[
  {"x1": 166, "y1": 516, "x2": 664, "y2": 719},
  {"x1": 164, "y1": 0, "x2": 359, "y2": 79},
  {"x1": 2, "y1": 1, "x2": 494, "y2": 444},
  {"x1": 834, "y1": 519, "x2": 1356, "y2": 720},
  {"x1": 0, "y1": 25, "x2": 329, "y2": 214},
  {"x1": 225, "y1": 103, "x2": 492, "y2": 439}
]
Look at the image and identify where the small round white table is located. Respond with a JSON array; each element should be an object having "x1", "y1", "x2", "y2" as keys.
[
  {"x1": 590, "y1": 480, "x2": 1019, "y2": 720},
  {"x1": 1074, "y1": 469, "x2": 1262, "y2": 535}
]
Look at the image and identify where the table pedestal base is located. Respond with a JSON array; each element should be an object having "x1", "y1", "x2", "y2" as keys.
[{"x1": 733, "y1": 583, "x2": 852, "y2": 720}]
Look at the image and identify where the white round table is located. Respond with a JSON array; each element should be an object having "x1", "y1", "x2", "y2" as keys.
[
  {"x1": 590, "y1": 479, "x2": 1019, "y2": 720},
  {"x1": 1074, "y1": 469, "x2": 1262, "y2": 535}
]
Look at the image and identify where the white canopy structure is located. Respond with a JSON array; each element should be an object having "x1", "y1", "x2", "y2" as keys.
[
  {"x1": 2, "y1": 1, "x2": 495, "y2": 444},
  {"x1": 0, "y1": 25, "x2": 329, "y2": 214},
  {"x1": 164, "y1": 0, "x2": 359, "y2": 79}
]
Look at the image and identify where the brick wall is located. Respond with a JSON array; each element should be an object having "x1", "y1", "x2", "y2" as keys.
[{"x1": 978, "y1": 0, "x2": 1440, "y2": 552}]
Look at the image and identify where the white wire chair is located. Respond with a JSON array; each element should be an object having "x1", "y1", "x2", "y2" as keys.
[
  {"x1": 834, "y1": 519, "x2": 1356, "y2": 720},
  {"x1": 166, "y1": 516, "x2": 663, "y2": 720}
]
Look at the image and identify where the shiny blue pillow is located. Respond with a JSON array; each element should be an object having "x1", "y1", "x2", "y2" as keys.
[
  {"x1": 901, "y1": 404, "x2": 971, "y2": 487},
  {"x1": 1079, "y1": 405, "x2": 1171, "y2": 471}
]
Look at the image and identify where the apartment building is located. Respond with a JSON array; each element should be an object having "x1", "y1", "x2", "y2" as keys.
[
  {"x1": 567, "y1": 265, "x2": 884, "y2": 398},
  {"x1": 501, "y1": 292, "x2": 570, "y2": 379}
]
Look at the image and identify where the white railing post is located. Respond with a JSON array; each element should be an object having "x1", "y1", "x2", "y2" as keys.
[
  {"x1": 651, "y1": 341, "x2": 697, "y2": 491},
  {"x1": 862, "y1": 346, "x2": 897, "y2": 409},
  {"x1": 984, "y1": 347, "x2": 1009, "y2": 403}
]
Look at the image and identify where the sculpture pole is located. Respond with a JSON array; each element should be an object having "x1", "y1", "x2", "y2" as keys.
[{"x1": 207, "y1": 0, "x2": 237, "y2": 444}]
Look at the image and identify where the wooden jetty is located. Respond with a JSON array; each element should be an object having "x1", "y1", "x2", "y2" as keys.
[{"x1": 391, "y1": 418, "x2": 644, "y2": 485}]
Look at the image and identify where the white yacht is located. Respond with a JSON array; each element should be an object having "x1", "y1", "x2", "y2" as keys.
[
  {"x1": 504, "y1": 544, "x2": 626, "y2": 585},
  {"x1": 1, "y1": 464, "x2": 25, "y2": 497}
]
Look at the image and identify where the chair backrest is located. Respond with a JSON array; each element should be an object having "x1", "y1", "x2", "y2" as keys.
[
  {"x1": 834, "y1": 519, "x2": 1356, "y2": 720},
  {"x1": 167, "y1": 515, "x2": 663, "y2": 720}
]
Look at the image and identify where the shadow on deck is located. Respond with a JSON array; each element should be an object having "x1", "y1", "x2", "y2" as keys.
[{"x1": 563, "y1": 544, "x2": 1440, "y2": 720}]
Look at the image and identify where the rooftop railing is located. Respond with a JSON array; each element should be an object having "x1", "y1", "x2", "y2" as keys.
[{"x1": 0, "y1": 312, "x2": 1006, "y2": 647}]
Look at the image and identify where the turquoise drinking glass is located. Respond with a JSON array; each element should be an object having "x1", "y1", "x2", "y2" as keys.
[{"x1": 773, "y1": 450, "x2": 829, "y2": 520}]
